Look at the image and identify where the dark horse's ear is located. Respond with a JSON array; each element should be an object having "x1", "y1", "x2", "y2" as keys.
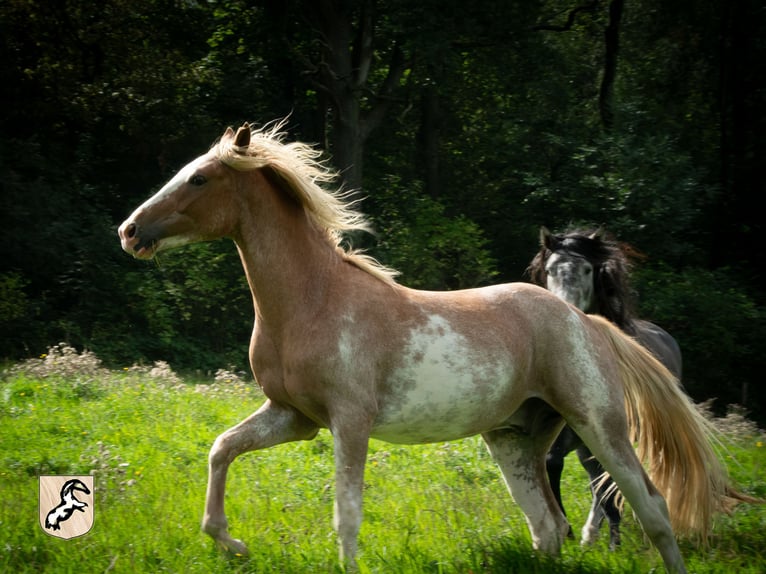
[
  {"x1": 540, "y1": 226, "x2": 555, "y2": 249},
  {"x1": 234, "y1": 123, "x2": 251, "y2": 149},
  {"x1": 588, "y1": 226, "x2": 604, "y2": 241}
]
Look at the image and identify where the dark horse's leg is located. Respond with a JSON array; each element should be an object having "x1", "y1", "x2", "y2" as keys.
[
  {"x1": 545, "y1": 425, "x2": 582, "y2": 539},
  {"x1": 577, "y1": 445, "x2": 622, "y2": 549}
]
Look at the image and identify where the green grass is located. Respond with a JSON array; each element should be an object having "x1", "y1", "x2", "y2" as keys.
[{"x1": 1, "y1": 358, "x2": 764, "y2": 573}]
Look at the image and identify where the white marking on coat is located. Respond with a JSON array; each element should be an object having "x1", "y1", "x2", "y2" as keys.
[{"x1": 373, "y1": 314, "x2": 512, "y2": 443}]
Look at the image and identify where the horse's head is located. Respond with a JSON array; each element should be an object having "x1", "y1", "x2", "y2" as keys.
[
  {"x1": 540, "y1": 227, "x2": 594, "y2": 312},
  {"x1": 119, "y1": 124, "x2": 252, "y2": 259},
  {"x1": 528, "y1": 226, "x2": 636, "y2": 327},
  {"x1": 61, "y1": 479, "x2": 90, "y2": 497},
  {"x1": 534, "y1": 226, "x2": 602, "y2": 312}
]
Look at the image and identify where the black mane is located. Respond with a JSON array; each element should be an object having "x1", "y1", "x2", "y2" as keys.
[{"x1": 526, "y1": 227, "x2": 639, "y2": 332}]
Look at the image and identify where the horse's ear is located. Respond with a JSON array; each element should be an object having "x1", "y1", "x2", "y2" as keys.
[
  {"x1": 221, "y1": 126, "x2": 235, "y2": 143},
  {"x1": 540, "y1": 226, "x2": 554, "y2": 249},
  {"x1": 234, "y1": 122, "x2": 251, "y2": 149}
]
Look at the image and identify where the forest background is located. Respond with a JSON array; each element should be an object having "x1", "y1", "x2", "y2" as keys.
[{"x1": 1, "y1": 0, "x2": 764, "y2": 423}]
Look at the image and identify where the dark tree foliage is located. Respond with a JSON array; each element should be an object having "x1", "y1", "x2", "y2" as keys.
[{"x1": 1, "y1": 0, "x2": 763, "y2": 421}]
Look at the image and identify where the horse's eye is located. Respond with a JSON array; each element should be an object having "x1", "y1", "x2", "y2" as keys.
[{"x1": 189, "y1": 174, "x2": 207, "y2": 186}]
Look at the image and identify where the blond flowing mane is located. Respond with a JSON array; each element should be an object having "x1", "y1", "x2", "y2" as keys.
[{"x1": 212, "y1": 120, "x2": 398, "y2": 284}]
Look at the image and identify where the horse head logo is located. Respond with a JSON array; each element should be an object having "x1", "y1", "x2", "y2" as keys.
[{"x1": 39, "y1": 476, "x2": 94, "y2": 539}]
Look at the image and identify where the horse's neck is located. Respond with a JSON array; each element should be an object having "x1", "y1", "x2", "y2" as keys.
[
  {"x1": 233, "y1": 190, "x2": 345, "y2": 332},
  {"x1": 591, "y1": 296, "x2": 633, "y2": 332}
]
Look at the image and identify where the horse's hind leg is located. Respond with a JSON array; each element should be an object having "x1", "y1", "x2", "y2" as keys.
[
  {"x1": 202, "y1": 399, "x2": 318, "y2": 555},
  {"x1": 576, "y1": 444, "x2": 622, "y2": 549},
  {"x1": 483, "y1": 400, "x2": 569, "y2": 554},
  {"x1": 572, "y1": 423, "x2": 686, "y2": 573}
]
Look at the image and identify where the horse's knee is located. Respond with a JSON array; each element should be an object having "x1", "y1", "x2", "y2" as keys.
[{"x1": 208, "y1": 432, "x2": 233, "y2": 467}]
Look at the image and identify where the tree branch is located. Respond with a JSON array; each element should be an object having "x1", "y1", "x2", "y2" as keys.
[
  {"x1": 361, "y1": 42, "x2": 409, "y2": 140},
  {"x1": 351, "y1": 0, "x2": 375, "y2": 89},
  {"x1": 532, "y1": 1, "x2": 600, "y2": 32}
]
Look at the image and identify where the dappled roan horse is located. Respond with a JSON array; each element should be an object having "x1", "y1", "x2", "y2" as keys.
[
  {"x1": 527, "y1": 226, "x2": 683, "y2": 549},
  {"x1": 118, "y1": 121, "x2": 749, "y2": 573}
]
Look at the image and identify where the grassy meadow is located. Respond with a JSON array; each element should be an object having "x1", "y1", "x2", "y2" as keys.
[{"x1": 1, "y1": 346, "x2": 764, "y2": 573}]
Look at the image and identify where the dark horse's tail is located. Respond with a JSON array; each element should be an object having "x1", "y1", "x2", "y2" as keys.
[{"x1": 589, "y1": 314, "x2": 761, "y2": 541}]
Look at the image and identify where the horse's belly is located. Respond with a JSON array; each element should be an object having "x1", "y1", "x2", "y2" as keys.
[
  {"x1": 371, "y1": 316, "x2": 519, "y2": 444},
  {"x1": 372, "y1": 388, "x2": 512, "y2": 444}
]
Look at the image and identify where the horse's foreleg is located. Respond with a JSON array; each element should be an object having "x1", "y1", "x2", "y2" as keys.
[
  {"x1": 483, "y1": 420, "x2": 569, "y2": 555},
  {"x1": 202, "y1": 399, "x2": 318, "y2": 556},
  {"x1": 582, "y1": 497, "x2": 605, "y2": 546},
  {"x1": 331, "y1": 425, "x2": 370, "y2": 569},
  {"x1": 545, "y1": 436, "x2": 568, "y2": 515},
  {"x1": 576, "y1": 444, "x2": 622, "y2": 549},
  {"x1": 546, "y1": 426, "x2": 582, "y2": 539}
]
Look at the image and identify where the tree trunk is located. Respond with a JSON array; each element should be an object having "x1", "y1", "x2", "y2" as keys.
[
  {"x1": 599, "y1": 0, "x2": 623, "y2": 129},
  {"x1": 306, "y1": 0, "x2": 408, "y2": 193},
  {"x1": 332, "y1": 95, "x2": 365, "y2": 192},
  {"x1": 419, "y1": 82, "x2": 443, "y2": 198}
]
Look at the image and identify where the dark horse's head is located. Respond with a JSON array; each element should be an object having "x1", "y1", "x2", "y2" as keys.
[{"x1": 526, "y1": 226, "x2": 639, "y2": 330}]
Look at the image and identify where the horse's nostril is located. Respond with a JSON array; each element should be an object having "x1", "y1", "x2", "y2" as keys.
[{"x1": 126, "y1": 223, "x2": 137, "y2": 238}]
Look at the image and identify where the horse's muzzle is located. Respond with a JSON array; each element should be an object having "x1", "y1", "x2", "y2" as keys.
[{"x1": 118, "y1": 220, "x2": 155, "y2": 259}]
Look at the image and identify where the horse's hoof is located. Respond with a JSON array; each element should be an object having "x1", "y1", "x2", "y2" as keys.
[
  {"x1": 217, "y1": 537, "x2": 250, "y2": 558},
  {"x1": 580, "y1": 528, "x2": 600, "y2": 546}
]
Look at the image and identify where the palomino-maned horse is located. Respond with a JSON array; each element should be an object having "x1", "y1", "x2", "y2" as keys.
[
  {"x1": 527, "y1": 226, "x2": 683, "y2": 549},
  {"x1": 118, "y1": 122, "x2": 746, "y2": 573}
]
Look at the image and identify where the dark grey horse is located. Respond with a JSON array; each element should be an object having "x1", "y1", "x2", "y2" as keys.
[{"x1": 527, "y1": 226, "x2": 682, "y2": 549}]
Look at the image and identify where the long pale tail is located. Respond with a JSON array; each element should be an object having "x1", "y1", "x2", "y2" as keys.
[{"x1": 588, "y1": 314, "x2": 760, "y2": 540}]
